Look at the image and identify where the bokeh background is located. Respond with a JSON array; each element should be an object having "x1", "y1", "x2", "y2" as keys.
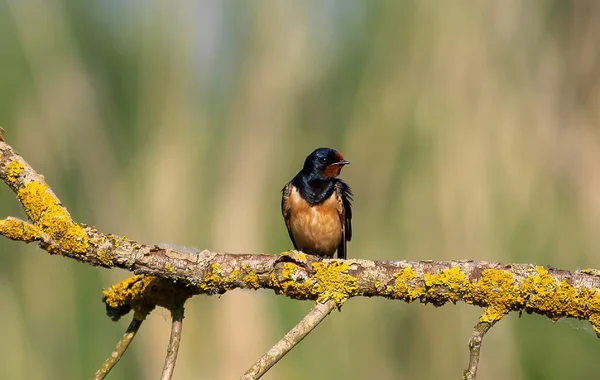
[{"x1": 1, "y1": 1, "x2": 600, "y2": 379}]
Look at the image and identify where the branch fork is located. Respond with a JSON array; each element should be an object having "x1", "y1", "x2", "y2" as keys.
[{"x1": 0, "y1": 133, "x2": 598, "y2": 379}]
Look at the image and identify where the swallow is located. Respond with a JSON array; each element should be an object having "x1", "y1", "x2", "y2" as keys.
[{"x1": 281, "y1": 148, "x2": 353, "y2": 259}]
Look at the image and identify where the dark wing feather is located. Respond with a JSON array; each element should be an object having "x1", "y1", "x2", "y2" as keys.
[
  {"x1": 335, "y1": 181, "x2": 353, "y2": 259},
  {"x1": 281, "y1": 182, "x2": 298, "y2": 250}
]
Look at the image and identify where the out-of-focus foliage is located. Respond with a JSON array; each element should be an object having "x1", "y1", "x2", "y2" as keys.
[{"x1": 1, "y1": 1, "x2": 600, "y2": 379}]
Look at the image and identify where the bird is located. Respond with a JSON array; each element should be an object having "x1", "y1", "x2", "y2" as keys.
[{"x1": 281, "y1": 148, "x2": 353, "y2": 259}]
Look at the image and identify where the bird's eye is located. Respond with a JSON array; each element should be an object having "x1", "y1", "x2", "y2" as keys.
[{"x1": 320, "y1": 157, "x2": 328, "y2": 164}]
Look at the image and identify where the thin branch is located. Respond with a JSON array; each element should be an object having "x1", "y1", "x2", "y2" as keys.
[
  {"x1": 92, "y1": 316, "x2": 144, "y2": 380},
  {"x1": 241, "y1": 299, "x2": 337, "y2": 380},
  {"x1": 161, "y1": 307, "x2": 185, "y2": 380},
  {"x1": 463, "y1": 321, "x2": 495, "y2": 380}
]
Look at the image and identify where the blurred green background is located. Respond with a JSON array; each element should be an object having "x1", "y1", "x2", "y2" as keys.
[{"x1": 1, "y1": 1, "x2": 600, "y2": 379}]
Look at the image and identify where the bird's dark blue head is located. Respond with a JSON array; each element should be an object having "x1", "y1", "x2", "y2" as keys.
[{"x1": 302, "y1": 148, "x2": 350, "y2": 180}]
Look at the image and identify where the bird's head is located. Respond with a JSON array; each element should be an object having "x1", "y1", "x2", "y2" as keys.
[{"x1": 302, "y1": 148, "x2": 350, "y2": 180}]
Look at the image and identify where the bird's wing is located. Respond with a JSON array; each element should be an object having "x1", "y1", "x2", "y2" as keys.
[
  {"x1": 335, "y1": 181, "x2": 353, "y2": 259},
  {"x1": 281, "y1": 182, "x2": 298, "y2": 250}
]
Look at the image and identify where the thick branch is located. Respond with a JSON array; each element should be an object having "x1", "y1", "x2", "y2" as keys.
[
  {"x1": 241, "y1": 299, "x2": 337, "y2": 380},
  {"x1": 2, "y1": 139, "x2": 600, "y2": 335}
]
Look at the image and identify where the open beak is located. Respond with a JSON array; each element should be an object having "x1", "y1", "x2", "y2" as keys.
[{"x1": 331, "y1": 160, "x2": 350, "y2": 166}]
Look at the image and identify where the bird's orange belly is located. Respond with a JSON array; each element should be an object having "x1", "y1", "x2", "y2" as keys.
[{"x1": 289, "y1": 204, "x2": 342, "y2": 257}]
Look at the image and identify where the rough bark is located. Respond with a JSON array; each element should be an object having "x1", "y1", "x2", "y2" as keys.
[{"x1": 1, "y1": 135, "x2": 599, "y2": 379}]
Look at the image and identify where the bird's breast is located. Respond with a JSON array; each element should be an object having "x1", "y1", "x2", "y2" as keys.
[{"x1": 288, "y1": 187, "x2": 342, "y2": 256}]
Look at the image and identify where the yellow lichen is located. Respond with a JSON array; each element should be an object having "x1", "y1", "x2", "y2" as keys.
[
  {"x1": 387, "y1": 267, "x2": 472, "y2": 305},
  {"x1": 514, "y1": 266, "x2": 600, "y2": 330},
  {"x1": 312, "y1": 261, "x2": 359, "y2": 305},
  {"x1": 387, "y1": 267, "x2": 424, "y2": 301},
  {"x1": 588, "y1": 314, "x2": 600, "y2": 335},
  {"x1": 89, "y1": 235, "x2": 106, "y2": 246},
  {"x1": 103, "y1": 275, "x2": 145, "y2": 309},
  {"x1": 243, "y1": 271, "x2": 260, "y2": 290},
  {"x1": 381, "y1": 264, "x2": 600, "y2": 329},
  {"x1": 96, "y1": 249, "x2": 113, "y2": 267},
  {"x1": 103, "y1": 275, "x2": 190, "y2": 317},
  {"x1": 198, "y1": 263, "x2": 243, "y2": 292},
  {"x1": 230, "y1": 269, "x2": 241, "y2": 281},
  {"x1": 198, "y1": 264, "x2": 223, "y2": 291},
  {"x1": 470, "y1": 269, "x2": 517, "y2": 322},
  {"x1": 281, "y1": 262, "x2": 298, "y2": 279},
  {"x1": 17, "y1": 181, "x2": 88, "y2": 254},
  {"x1": 0, "y1": 219, "x2": 41, "y2": 241},
  {"x1": 270, "y1": 261, "x2": 359, "y2": 306},
  {"x1": 165, "y1": 264, "x2": 174, "y2": 272},
  {"x1": 424, "y1": 266, "x2": 469, "y2": 304},
  {"x1": 6, "y1": 161, "x2": 24, "y2": 184},
  {"x1": 465, "y1": 266, "x2": 600, "y2": 328}
]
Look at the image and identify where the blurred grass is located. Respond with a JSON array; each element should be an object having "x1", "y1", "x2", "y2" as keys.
[{"x1": 1, "y1": 0, "x2": 600, "y2": 379}]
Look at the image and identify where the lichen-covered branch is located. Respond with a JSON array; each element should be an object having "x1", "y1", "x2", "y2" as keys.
[
  {"x1": 241, "y1": 299, "x2": 337, "y2": 380},
  {"x1": 2, "y1": 138, "x2": 600, "y2": 333},
  {"x1": 2, "y1": 136, "x2": 600, "y2": 380}
]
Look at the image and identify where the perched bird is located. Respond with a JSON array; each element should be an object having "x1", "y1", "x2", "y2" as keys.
[{"x1": 281, "y1": 148, "x2": 353, "y2": 259}]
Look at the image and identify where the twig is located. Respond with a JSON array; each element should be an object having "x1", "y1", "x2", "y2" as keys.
[
  {"x1": 161, "y1": 307, "x2": 185, "y2": 380},
  {"x1": 92, "y1": 316, "x2": 144, "y2": 380},
  {"x1": 463, "y1": 321, "x2": 495, "y2": 380},
  {"x1": 240, "y1": 299, "x2": 337, "y2": 380}
]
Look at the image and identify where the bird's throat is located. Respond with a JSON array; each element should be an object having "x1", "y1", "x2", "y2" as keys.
[{"x1": 299, "y1": 177, "x2": 335, "y2": 205}]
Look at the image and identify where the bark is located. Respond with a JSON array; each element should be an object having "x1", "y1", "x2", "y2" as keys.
[{"x1": 1, "y1": 135, "x2": 599, "y2": 379}]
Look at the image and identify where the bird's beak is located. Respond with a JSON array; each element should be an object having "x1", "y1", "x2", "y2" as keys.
[{"x1": 331, "y1": 160, "x2": 350, "y2": 166}]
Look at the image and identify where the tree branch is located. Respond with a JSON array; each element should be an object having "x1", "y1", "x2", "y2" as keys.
[
  {"x1": 241, "y1": 299, "x2": 337, "y2": 380},
  {"x1": 463, "y1": 321, "x2": 495, "y2": 380},
  {"x1": 161, "y1": 307, "x2": 185, "y2": 380},
  {"x1": 92, "y1": 315, "x2": 146, "y2": 380},
  {"x1": 2, "y1": 136, "x2": 600, "y2": 379}
]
